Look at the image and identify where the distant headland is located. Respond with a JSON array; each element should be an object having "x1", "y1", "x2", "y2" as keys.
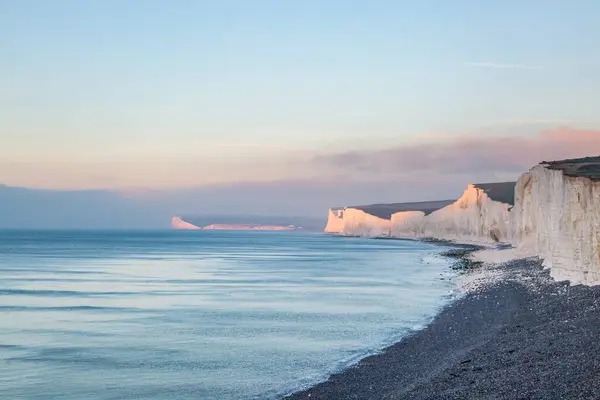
[{"x1": 172, "y1": 215, "x2": 323, "y2": 232}]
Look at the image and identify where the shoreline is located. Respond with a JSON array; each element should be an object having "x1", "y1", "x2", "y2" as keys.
[
  {"x1": 284, "y1": 245, "x2": 600, "y2": 399},
  {"x1": 278, "y1": 239, "x2": 483, "y2": 399}
]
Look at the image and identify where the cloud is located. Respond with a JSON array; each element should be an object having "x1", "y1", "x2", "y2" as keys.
[
  {"x1": 464, "y1": 61, "x2": 543, "y2": 70},
  {"x1": 314, "y1": 127, "x2": 600, "y2": 178},
  {"x1": 218, "y1": 143, "x2": 314, "y2": 152},
  {"x1": 477, "y1": 119, "x2": 579, "y2": 128}
]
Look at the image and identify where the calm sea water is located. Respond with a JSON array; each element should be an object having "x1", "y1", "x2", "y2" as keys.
[{"x1": 0, "y1": 230, "x2": 456, "y2": 399}]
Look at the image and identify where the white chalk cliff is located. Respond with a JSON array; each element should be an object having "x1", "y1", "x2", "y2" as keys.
[
  {"x1": 325, "y1": 185, "x2": 512, "y2": 243},
  {"x1": 391, "y1": 184, "x2": 512, "y2": 243},
  {"x1": 325, "y1": 157, "x2": 600, "y2": 285},
  {"x1": 171, "y1": 216, "x2": 201, "y2": 230},
  {"x1": 511, "y1": 161, "x2": 600, "y2": 285},
  {"x1": 342, "y1": 208, "x2": 392, "y2": 238},
  {"x1": 324, "y1": 208, "x2": 345, "y2": 234},
  {"x1": 323, "y1": 200, "x2": 455, "y2": 238}
]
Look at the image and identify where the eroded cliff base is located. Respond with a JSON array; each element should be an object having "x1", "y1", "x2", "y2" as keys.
[{"x1": 286, "y1": 258, "x2": 600, "y2": 400}]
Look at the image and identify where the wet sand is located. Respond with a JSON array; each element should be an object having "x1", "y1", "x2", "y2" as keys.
[{"x1": 285, "y1": 257, "x2": 600, "y2": 399}]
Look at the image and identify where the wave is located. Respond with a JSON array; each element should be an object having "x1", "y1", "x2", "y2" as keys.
[
  {"x1": 1, "y1": 230, "x2": 460, "y2": 400},
  {"x1": 0, "y1": 305, "x2": 144, "y2": 312},
  {"x1": 271, "y1": 288, "x2": 460, "y2": 399}
]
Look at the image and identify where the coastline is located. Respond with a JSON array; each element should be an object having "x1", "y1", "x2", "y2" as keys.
[{"x1": 284, "y1": 246, "x2": 600, "y2": 399}]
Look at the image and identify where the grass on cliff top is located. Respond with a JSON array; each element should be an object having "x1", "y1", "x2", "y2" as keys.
[
  {"x1": 473, "y1": 182, "x2": 516, "y2": 206},
  {"x1": 544, "y1": 155, "x2": 600, "y2": 165},
  {"x1": 545, "y1": 155, "x2": 600, "y2": 180}
]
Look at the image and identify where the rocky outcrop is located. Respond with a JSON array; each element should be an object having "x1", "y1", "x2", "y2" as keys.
[{"x1": 511, "y1": 158, "x2": 600, "y2": 285}]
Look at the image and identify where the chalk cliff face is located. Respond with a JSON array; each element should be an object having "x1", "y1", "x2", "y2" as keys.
[
  {"x1": 324, "y1": 200, "x2": 454, "y2": 238},
  {"x1": 391, "y1": 184, "x2": 513, "y2": 243},
  {"x1": 325, "y1": 185, "x2": 513, "y2": 243},
  {"x1": 389, "y1": 211, "x2": 426, "y2": 237},
  {"x1": 511, "y1": 160, "x2": 600, "y2": 285},
  {"x1": 324, "y1": 157, "x2": 600, "y2": 286},
  {"x1": 171, "y1": 216, "x2": 201, "y2": 230},
  {"x1": 324, "y1": 208, "x2": 345, "y2": 233},
  {"x1": 341, "y1": 208, "x2": 392, "y2": 237}
]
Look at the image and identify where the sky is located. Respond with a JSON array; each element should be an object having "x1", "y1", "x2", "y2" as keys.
[{"x1": 2, "y1": 0, "x2": 600, "y2": 192}]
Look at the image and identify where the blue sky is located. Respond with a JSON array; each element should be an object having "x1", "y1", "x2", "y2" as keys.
[{"x1": 1, "y1": 0, "x2": 599, "y2": 189}]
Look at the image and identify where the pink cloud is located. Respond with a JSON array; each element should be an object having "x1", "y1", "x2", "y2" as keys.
[{"x1": 315, "y1": 127, "x2": 600, "y2": 176}]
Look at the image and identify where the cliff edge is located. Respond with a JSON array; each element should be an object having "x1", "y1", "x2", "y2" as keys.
[
  {"x1": 324, "y1": 200, "x2": 454, "y2": 238},
  {"x1": 324, "y1": 184, "x2": 514, "y2": 243},
  {"x1": 511, "y1": 157, "x2": 600, "y2": 285},
  {"x1": 324, "y1": 208, "x2": 345, "y2": 233},
  {"x1": 391, "y1": 182, "x2": 514, "y2": 243}
]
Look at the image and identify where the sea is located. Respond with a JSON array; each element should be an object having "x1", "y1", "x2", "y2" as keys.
[{"x1": 0, "y1": 230, "x2": 457, "y2": 399}]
